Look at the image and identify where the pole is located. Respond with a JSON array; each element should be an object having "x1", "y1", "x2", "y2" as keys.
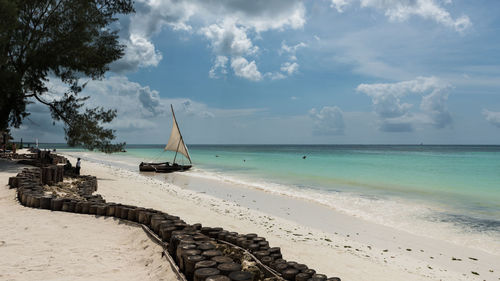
[{"x1": 173, "y1": 139, "x2": 181, "y2": 164}]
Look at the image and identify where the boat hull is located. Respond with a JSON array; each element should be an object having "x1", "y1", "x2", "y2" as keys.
[{"x1": 139, "y1": 162, "x2": 191, "y2": 173}]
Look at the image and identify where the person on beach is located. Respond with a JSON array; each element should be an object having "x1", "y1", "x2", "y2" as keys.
[
  {"x1": 64, "y1": 160, "x2": 72, "y2": 172},
  {"x1": 75, "y1": 158, "x2": 81, "y2": 175}
]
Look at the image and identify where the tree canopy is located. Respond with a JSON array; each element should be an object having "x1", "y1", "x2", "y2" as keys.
[{"x1": 0, "y1": 0, "x2": 134, "y2": 153}]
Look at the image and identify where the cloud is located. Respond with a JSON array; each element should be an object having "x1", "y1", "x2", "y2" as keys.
[
  {"x1": 111, "y1": 34, "x2": 163, "y2": 73},
  {"x1": 280, "y1": 62, "x2": 299, "y2": 76},
  {"x1": 231, "y1": 57, "x2": 262, "y2": 81},
  {"x1": 82, "y1": 77, "x2": 224, "y2": 127},
  {"x1": 209, "y1": 56, "x2": 229, "y2": 79},
  {"x1": 82, "y1": 76, "x2": 271, "y2": 131},
  {"x1": 280, "y1": 41, "x2": 307, "y2": 61},
  {"x1": 276, "y1": 41, "x2": 306, "y2": 78},
  {"x1": 112, "y1": 0, "x2": 306, "y2": 80},
  {"x1": 194, "y1": 0, "x2": 306, "y2": 32},
  {"x1": 483, "y1": 110, "x2": 500, "y2": 128},
  {"x1": 264, "y1": 72, "x2": 286, "y2": 80},
  {"x1": 138, "y1": 87, "x2": 162, "y2": 116},
  {"x1": 331, "y1": 0, "x2": 471, "y2": 32},
  {"x1": 201, "y1": 21, "x2": 258, "y2": 57},
  {"x1": 331, "y1": 0, "x2": 350, "y2": 12},
  {"x1": 357, "y1": 76, "x2": 452, "y2": 132},
  {"x1": 83, "y1": 76, "x2": 165, "y2": 122},
  {"x1": 309, "y1": 106, "x2": 345, "y2": 136},
  {"x1": 12, "y1": 76, "x2": 231, "y2": 141},
  {"x1": 420, "y1": 89, "x2": 452, "y2": 129}
]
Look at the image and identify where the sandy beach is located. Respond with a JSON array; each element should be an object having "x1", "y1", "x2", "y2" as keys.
[
  {"x1": 1, "y1": 151, "x2": 499, "y2": 281},
  {"x1": 63, "y1": 151, "x2": 500, "y2": 281},
  {"x1": 0, "y1": 158, "x2": 177, "y2": 281}
]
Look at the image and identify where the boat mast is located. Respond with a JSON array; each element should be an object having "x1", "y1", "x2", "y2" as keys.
[
  {"x1": 173, "y1": 139, "x2": 181, "y2": 164},
  {"x1": 170, "y1": 105, "x2": 191, "y2": 164}
]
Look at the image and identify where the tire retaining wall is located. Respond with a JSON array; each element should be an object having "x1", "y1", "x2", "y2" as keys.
[{"x1": 8, "y1": 168, "x2": 341, "y2": 281}]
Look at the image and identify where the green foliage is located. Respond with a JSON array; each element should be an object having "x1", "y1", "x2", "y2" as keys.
[{"x1": 0, "y1": 0, "x2": 133, "y2": 153}]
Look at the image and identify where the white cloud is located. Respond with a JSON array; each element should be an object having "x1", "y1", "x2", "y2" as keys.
[
  {"x1": 265, "y1": 72, "x2": 287, "y2": 80},
  {"x1": 113, "y1": 0, "x2": 306, "y2": 80},
  {"x1": 200, "y1": 20, "x2": 258, "y2": 57},
  {"x1": 231, "y1": 57, "x2": 262, "y2": 81},
  {"x1": 280, "y1": 41, "x2": 307, "y2": 59},
  {"x1": 83, "y1": 76, "x2": 165, "y2": 125},
  {"x1": 331, "y1": 0, "x2": 351, "y2": 12},
  {"x1": 274, "y1": 41, "x2": 306, "y2": 78},
  {"x1": 111, "y1": 0, "x2": 192, "y2": 72},
  {"x1": 483, "y1": 110, "x2": 500, "y2": 128},
  {"x1": 209, "y1": 56, "x2": 229, "y2": 79},
  {"x1": 331, "y1": 0, "x2": 471, "y2": 32},
  {"x1": 309, "y1": 106, "x2": 345, "y2": 136},
  {"x1": 111, "y1": 34, "x2": 163, "y2": 73},
  {"x1": 357, "y1": 76, "x2": 452, "y2": 132},
  {"x1": 280, "y1": 62, "x2": 299, "y2": 76},
  {"x1": 420, "y1": 89, "x2": 452, "y2": 129}
]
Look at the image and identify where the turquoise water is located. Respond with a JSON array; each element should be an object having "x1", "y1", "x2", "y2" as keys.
[
  {"x1": 135, "y1": 145, "x2": 499, "y2": 205},
  {"x1": 49, "y1": 144, "x2": 500, "y2": 235}
]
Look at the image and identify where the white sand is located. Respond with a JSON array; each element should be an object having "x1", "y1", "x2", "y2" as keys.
[
  {"x1": 63, "y1": 152, "x2": 500, "y2": 281},
  {"x1": 0, "y1": 159, "x2": 178, "y2": 281}
]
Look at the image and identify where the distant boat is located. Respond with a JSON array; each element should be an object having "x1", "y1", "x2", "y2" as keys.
[{"x1": 139, "y1": 105, "x2": 192, "y2": 173}]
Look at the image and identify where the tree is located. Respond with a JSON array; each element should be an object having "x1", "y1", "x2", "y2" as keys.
[{"x1": 0, "y1": 0, "x2": 134, "y2": 152}]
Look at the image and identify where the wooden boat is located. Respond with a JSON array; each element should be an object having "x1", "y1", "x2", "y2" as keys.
[
  {"x1": 139, "y1": 161, "x2": 192, "y2": 172},
  {"x1": 139, "y1": 105, "x2": 192, "y2": 173}
]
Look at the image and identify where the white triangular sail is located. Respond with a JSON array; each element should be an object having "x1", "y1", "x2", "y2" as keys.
[{"x1": 164, "y1": 105, "x2": 191, "y2": 163}]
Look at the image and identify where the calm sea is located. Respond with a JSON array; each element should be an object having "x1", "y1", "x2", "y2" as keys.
[{"x1": 45, "y1": 144, "x2": 500, "y2": 251}]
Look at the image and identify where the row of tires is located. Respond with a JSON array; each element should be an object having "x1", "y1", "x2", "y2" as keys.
[{"x1": 11, "y1": 168, "x2": 341, "y2": 281}]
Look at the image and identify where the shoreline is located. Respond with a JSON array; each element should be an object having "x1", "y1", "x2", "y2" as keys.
[
  {"x1": 62, "y1": 149, "x2": 500, "y2": 254},
  {"x1": 60, "y1": 151, "x2": 499, "y2": 281}
]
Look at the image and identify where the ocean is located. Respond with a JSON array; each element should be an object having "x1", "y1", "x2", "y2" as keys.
[{"x1": 45, "y1": 144, "x2": 500, "y2": 253}]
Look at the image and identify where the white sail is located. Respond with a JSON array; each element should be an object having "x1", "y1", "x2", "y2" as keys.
[{"x1": 164, "y1": 105, "x2": 191, "y2": 163}]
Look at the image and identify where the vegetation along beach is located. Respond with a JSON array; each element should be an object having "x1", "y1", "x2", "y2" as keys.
[{"x1": 2, "y1": 0, "x2": 500, "y2": 281}]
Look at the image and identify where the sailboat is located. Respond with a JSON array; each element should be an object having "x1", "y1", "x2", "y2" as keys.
[{"x1": 139, "y1": 105, "x2": 192, "y2": 173}]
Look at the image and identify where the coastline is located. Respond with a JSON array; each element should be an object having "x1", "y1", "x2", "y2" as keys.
[{"x1": 59, "y1": 151, "x2": 499, "y2": 281}]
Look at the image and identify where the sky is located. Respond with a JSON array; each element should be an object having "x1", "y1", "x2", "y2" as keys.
[{"x1": 12, "y1": 0, "x2": 500, "y2": 145}]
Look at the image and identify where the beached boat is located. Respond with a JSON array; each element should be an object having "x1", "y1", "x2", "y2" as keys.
[{"x1": 139, "y1": 105, "x2": 192, "y2": 173}]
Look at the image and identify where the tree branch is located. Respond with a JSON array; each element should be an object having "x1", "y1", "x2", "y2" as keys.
[{"x1": 33, "y1": 93, "x2": 70, "y2": 124}]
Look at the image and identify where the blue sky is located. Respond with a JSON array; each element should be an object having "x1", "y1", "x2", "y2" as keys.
[{"x1": 13, "y1": 0, "x2": 500, "y2": 144}]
